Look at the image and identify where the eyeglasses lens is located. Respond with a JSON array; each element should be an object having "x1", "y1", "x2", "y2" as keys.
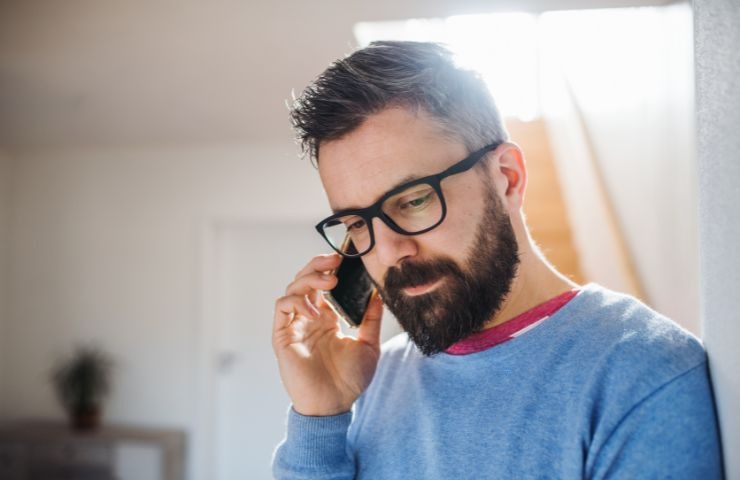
[{"x1": 321, "y1": 182, "x2": 443, "y2": 256}]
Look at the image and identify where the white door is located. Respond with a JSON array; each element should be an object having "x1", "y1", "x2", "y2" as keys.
[
  {"x1": 203, "y1": 221, "x2": 401, "y2": 480},
  {"x1": 209, "y1": 221, "x2": 327, "y2": 480}
]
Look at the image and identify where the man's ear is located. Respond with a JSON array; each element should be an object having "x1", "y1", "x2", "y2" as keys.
[{"x1": 491, "y1": 142, "x2": 527, "y2": 210}]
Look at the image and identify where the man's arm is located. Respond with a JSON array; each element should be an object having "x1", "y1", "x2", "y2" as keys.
[{"x1": 587, "y1": 362, "x2": 723, "y2": 479}]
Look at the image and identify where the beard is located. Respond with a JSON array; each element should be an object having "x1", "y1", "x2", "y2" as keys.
[{"x1": 374, "y1": 184, "x2": 520, "y2": 356}]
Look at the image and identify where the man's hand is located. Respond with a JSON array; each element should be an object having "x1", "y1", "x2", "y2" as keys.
[{"x1": 272, "y1": 254, "x2": 384, "y2": 416}]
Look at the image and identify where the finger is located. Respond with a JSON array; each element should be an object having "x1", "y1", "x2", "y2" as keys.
[
  {"x1": 290, "y1": 254, "x2": 342, "y2": 305},
  {"x1": 293, "y1": 253, "x2": 342, "y2": 281},
  {"x1": 357, "y1": 290, "x2": 384, "y2": 347},
  {"x1": 285, "y1": 271, "x2": 338, "y2": 297},
  {"x1": 309, "y1": 275, "x2": 336, "y2": 306},
  {"x1": 273, "y1": 295, "x2": 320, "y2": 334}
]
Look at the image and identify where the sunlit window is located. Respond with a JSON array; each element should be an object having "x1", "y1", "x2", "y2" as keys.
[
  {"x1": 354, "y1": 7, "x2": 690, "y2": 122},
  {"x1": 354, "y1": 13, "x2": 539, "y2": 120}
]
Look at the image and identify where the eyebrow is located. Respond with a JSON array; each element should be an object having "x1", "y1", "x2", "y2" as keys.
[{"x1": 330, "y1": 172, "x2": 427, "y2": 214}]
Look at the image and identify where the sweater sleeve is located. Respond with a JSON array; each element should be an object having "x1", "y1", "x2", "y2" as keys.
[
  {"x1": 588, "y1": 363, "x2": 724, "y2": 479},
  {"x1": 272, "y1": 407, "x2": 356, "y2": 480}
]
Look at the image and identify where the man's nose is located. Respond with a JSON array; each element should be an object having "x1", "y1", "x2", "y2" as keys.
[{"x1": 371, "y1": 217, "x2": 418, "y2": 267}]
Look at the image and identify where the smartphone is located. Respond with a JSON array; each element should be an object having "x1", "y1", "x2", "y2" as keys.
[{"x1": 322, "y1": 238, "x2": 376, "y2": 327}]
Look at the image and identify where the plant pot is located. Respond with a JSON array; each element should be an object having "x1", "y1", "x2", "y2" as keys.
[{"x1": 71, "y1": 405, "x2": 102, "y2": 432}]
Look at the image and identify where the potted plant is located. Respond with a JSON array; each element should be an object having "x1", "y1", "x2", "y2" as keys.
[{"x1": 50, "y1": 345, "x2": 114, "y2": 431}]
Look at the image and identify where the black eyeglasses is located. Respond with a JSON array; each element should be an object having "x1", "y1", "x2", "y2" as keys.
[{"x1": 315, "y1": 142, "x2": 501, "y2": 257}]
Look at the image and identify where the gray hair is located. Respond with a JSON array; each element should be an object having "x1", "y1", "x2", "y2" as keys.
[{"x1": 289, "y1": 41, "x2": 509, "y2": 163}]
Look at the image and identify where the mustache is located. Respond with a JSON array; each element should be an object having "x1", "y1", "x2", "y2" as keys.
[{"x1": 383, "y1": 257, "x2": 461, "y2": 292}]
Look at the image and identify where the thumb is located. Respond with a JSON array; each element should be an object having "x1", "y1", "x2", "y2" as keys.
[{"x1": 357, "y1": 290, "x2": 383, "y2": 347}]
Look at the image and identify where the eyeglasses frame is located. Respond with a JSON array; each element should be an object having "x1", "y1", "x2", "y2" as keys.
[{"x1": 315, "y1": 142, "x2": 502, "y2": 258}]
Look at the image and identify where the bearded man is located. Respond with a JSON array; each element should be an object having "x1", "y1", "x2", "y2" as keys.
[{"x1": 271, "y1": 41, "x2": 722, "y2": 479}]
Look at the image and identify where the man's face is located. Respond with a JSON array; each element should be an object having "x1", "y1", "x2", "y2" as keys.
[
  {"x1": 318, "y1": 107, "x2": 520, "y2": 355},
  {"x1": 376, "y1": 181, "x2": 519, "y2": 355}
]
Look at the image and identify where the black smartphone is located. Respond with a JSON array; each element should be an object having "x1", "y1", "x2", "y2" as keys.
[{"x1": 323, "y1": 240, "x2": 376, "y2": 327}]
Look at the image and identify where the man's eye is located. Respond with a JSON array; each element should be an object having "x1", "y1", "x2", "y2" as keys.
[
  {"x1": 346, "y1": 218, "x2": 367, "y2": 231},
  {"x1": 400, "y1": 191, "x2": 434, "y2": 210}
]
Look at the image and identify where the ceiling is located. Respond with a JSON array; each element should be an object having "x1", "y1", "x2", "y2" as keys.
[{"x1": 0, "y1": 0, "x2": 675, "y2": 149}]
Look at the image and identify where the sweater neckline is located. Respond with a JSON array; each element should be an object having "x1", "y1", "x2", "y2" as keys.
[{"x1": 443, "y1": 289, "x2": 580, "y2": 356}]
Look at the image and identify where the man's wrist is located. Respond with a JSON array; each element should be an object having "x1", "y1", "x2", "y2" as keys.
[
  {"x1": 283, "y1": 407, "x2": 353, "y2": 460},
  {"x1": 292, "y1": 401, "x2": 352, "y2": 417}
]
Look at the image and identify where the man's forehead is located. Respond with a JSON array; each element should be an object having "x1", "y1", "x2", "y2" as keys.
[
  {"x1": 318, "y1": 146, "x2": 412, "y2": 213},
  {"x1": 317, "y1": 109, "x2": 467, "y2": 212}
]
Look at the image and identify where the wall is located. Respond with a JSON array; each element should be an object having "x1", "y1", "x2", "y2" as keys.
[
  {"x1": 540, "y1": 5, "x2": 699, "y2": 332},
  {"x1": 695, "y1": 0, "x2": 740, "y2": 476},
  {"x1": 4, "y1": 144, "x2": 327, "y2": 477},
  {"x1": 0, "y1": 150, "x2": 11, "y2": 418}
]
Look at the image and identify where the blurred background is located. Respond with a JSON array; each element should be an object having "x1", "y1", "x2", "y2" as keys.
[{"x1": 0, "y1": 0, "x2": 703, "y2": 479}]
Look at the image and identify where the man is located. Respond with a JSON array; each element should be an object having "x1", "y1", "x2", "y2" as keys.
[{"x1": 272, "y1": 41, "x2": 722, "y2": 478}]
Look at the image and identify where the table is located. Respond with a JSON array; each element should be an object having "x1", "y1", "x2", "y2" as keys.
[{"x1": 0, "y1": 420, "x2": 186, "y2": 480}]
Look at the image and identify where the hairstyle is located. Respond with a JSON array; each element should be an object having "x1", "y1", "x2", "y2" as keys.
[{"x1": 289, "y1": 41, "x2": 509, "y2": 163}]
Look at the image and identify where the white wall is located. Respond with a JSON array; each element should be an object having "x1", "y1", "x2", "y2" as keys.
[
  {"x1": 540, "y1": 5, "x2": 699, "y2": 333},
  {"x1": 695, "y1": 0, "x2": 740, "y2": 476},
  {"x1": 0, "y1": 150, "x2": 11, "y2": 418},
  {"x1": 4, "y1": 144, "x2": 327, "y2": 477}
]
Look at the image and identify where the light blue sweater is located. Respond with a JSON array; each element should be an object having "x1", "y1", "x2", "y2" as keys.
[{"x1": 273, "y1": 284, "x2": 723, "y2": 479}]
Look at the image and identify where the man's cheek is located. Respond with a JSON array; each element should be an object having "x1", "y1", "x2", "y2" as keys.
[
  {"x1": 366, "y1": 268, "x2": 386, "y2": 292},
  {"x1": 362, "y1": 262, "x2": 385, "y2": 288}
]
